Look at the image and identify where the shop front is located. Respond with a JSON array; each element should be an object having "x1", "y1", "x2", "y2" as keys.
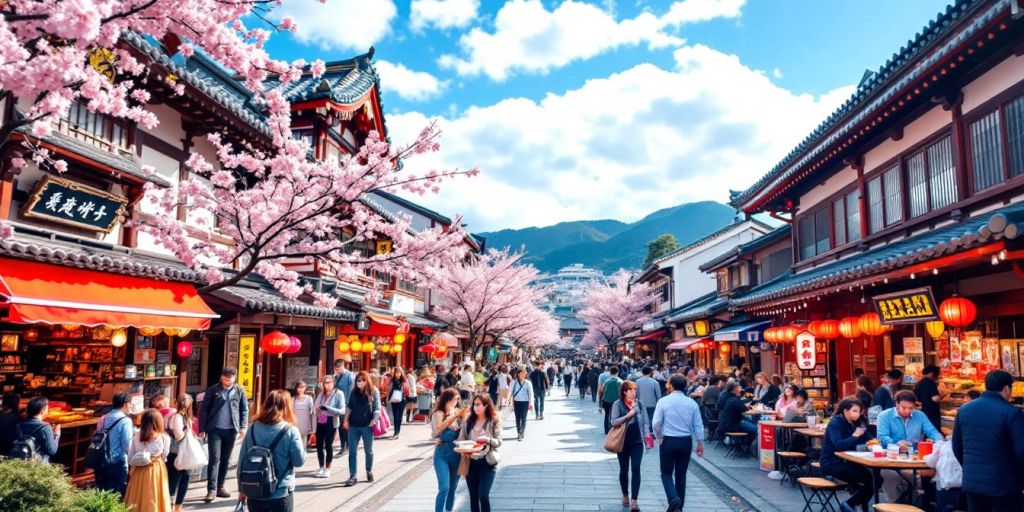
[{"x1": 0, "y1": 256, "x2": 216, "y2": 483}]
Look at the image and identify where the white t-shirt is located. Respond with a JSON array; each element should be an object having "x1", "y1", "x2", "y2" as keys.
[
  {"x1": 459, "y1": 371, "x2": 476, "y2": 391},
  {"x1": 497, "y1": 373, "x2": 510, "y2": 390}
]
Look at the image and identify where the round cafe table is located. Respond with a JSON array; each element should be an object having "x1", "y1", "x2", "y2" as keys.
[{"x1": 835, "y1": 450, "x2": 930, "y2": 505}]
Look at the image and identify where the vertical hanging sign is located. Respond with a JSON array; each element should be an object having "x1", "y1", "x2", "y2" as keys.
[
  {"x1": 796, "y1": 330, "x2": 817, "y2": 370},
  {"x1": 238, "y1": 335, "x2": 256, "y2": 399}
]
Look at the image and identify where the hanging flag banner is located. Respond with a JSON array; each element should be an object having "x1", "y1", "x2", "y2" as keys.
[
  {"x1": 238, "y1": 335, "x2": 256, "y2": 399},
  {"x1": 872, "y1": 287, "x2": 939, "y2": 325},
  {"x1": 796, "y1": 330, "x2": 816, "y2": 370}
]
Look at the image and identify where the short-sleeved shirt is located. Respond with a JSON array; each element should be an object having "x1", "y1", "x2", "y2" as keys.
[{"x1": 602, "y1": 377, "x2": 622, "y2": 404}]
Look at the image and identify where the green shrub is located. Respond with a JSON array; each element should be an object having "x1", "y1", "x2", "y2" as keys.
[
  {"x1": 68, "y1": 489, "x2": 130, "y2": 512},
  {"x1": 0, "y1": 458, "x2": 76, "y2": 511}
]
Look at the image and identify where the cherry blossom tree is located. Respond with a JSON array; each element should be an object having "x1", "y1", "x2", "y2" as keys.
[
  {"x1": 431, "y1": 248, "x2": 548, "y2": 358},
  {"x1": 505, "y1": 309, "x2": 560, "y2": 348},
  {"x1": 578, "y1": 270, "x2": 658, "y2": 351}
]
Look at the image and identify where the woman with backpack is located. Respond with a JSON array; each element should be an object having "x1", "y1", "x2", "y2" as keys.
[
  {"x1": 387, "y1": 367, "x2": 409, "y2": 440},
  {"x1": 12, "y1": 397, "x2": 58, "y2": 462},
  {"x1": 431, "y1": 389, "x2": 464, "y2": 512},
  {"x1": 459, "y1": 394, "x2": 502, "y2": 512},
  {"x1": 313, "y1": 374, "x2": 345, "y2": 478},
  {"x1": 237, "y1": 389, "x2": 306, "y2": 512},
  {"x1": 343, "y1": 370, "x2": 381, "y2": 487},
  {"x1": 167, "y1": 394, "x2": 196, "y2": 512},
  {"x1": 124, "y1": 409, "x2": 171, "y2": 512}
]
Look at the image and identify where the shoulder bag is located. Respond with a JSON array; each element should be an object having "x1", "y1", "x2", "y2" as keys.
[
  {"x1": 175, "y1": 416, "x2": 209, "y2": 470},
  {"x1": 603, "y1": 402, "x2": 626, "y2": 453}
]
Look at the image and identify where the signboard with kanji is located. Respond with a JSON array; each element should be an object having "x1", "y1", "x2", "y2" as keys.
[
  {"x1": 23, "y1": 176, "x2": 128, "y2": 232},
  {"x1": 872, "y1": 287, "x2": 939, "y2": 324},
  {"x1": 238, "y1": 335, "x2": 256, "y2": 399},
  {"x1": 796, "y1": 330, "x2": 816, "y2": 370}
]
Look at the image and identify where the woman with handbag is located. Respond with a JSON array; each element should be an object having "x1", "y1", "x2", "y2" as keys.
[
  {"x1": 432, "y1": 389, "x2": 464, "y2": 512},
  {"x1": 388, "y1": 368, "x2": 409, "y2": 440},
  {"x1": 459, "y1": 394, "x2": 502, "y2": 512},
  {"x1": 291, "y1": 380, "x2": 315, "y2": 447},
  {"x1": 314, "y1": 374, "x2": 345, "y2": 478},
  {"x1": 609, "y1": 381, "x2": 651, "y2": 512},
  {"x1": 167, "y1": 394, "x2": 200, "y2": 512},
  {"x1": 343, "y1": 371, "x2": 381, "y2": 487},
  {"x1": 125, "y1": 409, "x2": 172, "y2": 512}
]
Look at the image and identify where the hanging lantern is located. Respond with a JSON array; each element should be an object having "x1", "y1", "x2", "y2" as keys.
[
  {"x1": 338, "y1": 340, "x2": 351, "y2": 353},
  {"x1": 394, "y1": 334, "x2": 406, "y2": 345},
  {"x1": 925, "y1": 320, "x2": 946, "y2": 339},
  {"x1": 779, "y1": 325, "x2": 799, "y2": 343},
  {"x1": 694, "y1": 320, "x2": 709, "y2": 337},
  {"x1": 719, "y1": 343, "x2": 731, "y2": 355},
  {"x1": 286, "y1": 336, "x2": 302, "y2": 355},
  {"x1": 350, "y1": 340, "x2": 363, "y2": 352},
  {"x1": 807, "y1": 321, "x2": 824, "y2": 339},
  {"x1": 110, "y1": 328, "x2": 128, "y2": 348},
  {"x1": 382, "y1": 345, "x2": 393, "y2": 354},
  {"x1": 939, "y1": 297, "x2": 977, "y2": 328},
  {"x1": 763, "y1": 327, "x2": 776, "y2": 343},
  {"x1": 362, "y1": 342, "x2": 373, "y2": 353},
  {"x1": 176, "y1": 341, "x2": 193, "y2": 358},
  {"x1": 62, "y1": 323, "x2": 80, "y2": 332},
  {"x1": 391, "y1": 344, "x2": 402, "y2": 353},
  {"x1": 163, "y1": 327, "x2": 178, "y2": 337},
  {"x1": 816, "y1": 319, "x2": 840, "y2": 340},
  {"x1": 858, "y1": 312, "x2": 886, "y2": 337},
  {"x1": 839, "y1": 317, "x2": 862, "y2": 339},
  {"x1": 260, "y1": 331, "x2": 291, "y2": 357},
  {"x1": 22, "y1": 327, "x2": 39, "y2": 342},
  {"x1": 174, "y1": 328, "x2": 191, "y2": 338},
  {"x1": 348, "y1": 334, "x2": 359, "y2": 343},
  {"x1": 139, "y1": 326, "x2": 161, "y2": 337},
  {"x1": 419, "y1": 344, "x2": 436, "y2": 354}
]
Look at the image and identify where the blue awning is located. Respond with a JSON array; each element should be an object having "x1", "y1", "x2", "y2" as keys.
[{"x1": 713, "y1": 320, "x2": 771, "y2": 342}]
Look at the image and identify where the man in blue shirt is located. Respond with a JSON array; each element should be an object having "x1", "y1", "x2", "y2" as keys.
[
  {"x1": 94, "y1": 392, "x2": 133, "y2": 498},
  {"x1": 636, "y1": 367, "x2": 662, "y2": 425},
  {"x1": 876, "y1": 390, "x2": 943, "y2": 502},
  {"x1": 333, "y1": 359, "x2": 354, "y2": 456},
  {"x1": 653, "y1": 375, "x2": 704, "y2": 512}
]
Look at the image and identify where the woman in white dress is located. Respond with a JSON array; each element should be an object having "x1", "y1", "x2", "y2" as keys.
[{"x1": 292, "y1": 380, "x2": 315, "y2": 447}]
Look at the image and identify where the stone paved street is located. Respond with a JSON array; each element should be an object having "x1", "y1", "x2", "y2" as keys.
[{"x1": 377, "y1": 391, "x2": 739, "y2": 512}]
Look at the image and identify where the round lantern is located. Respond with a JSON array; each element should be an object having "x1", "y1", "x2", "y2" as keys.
[
  {"x1": 858, "y1": 312, "x2": 886, "y2": 337},
  {"x1": 939, "y1": 297, "x2": 977, "y2": 328},
  {"x1": 286, "y1": 335, "x2": 302, "y2": 355},
  {"x1": 763, "y1": 327, "x2": 776, "y2": 343},
  {"x1": 62, "y1": 323, "x2": 81, "y2": 332},
  {"x1": 174, "y1": 328, "x2": 191, "y2": 338},
  {"x1": 694, "y1": 320, "x2": 709, "y2": 337},
  {"x1": 811, "y1": 319, "x2": 840, "y2": 340},
  {"x1": 348, "y1": 334, "x2": 359, "y2": 343},
  {"x1": 350, "y1": 340, "x2": 363, "y2": 352},
  {"x1": 110, "y1": 328, "x2": 128, "y2": 348},
  {"x1": 260, "y1": 330, "x2": 291, "y2": 357},
  {"x1": 394, "y1": 334, "x2": 406, "y2": 345},
  {"x1": 925, "y1": 320, "x2": 945, "y2": 339},
  {"x1": 419, "y1": 344, "x2": 436, "y2": 354},
  {"x1": 719, "y1": 343, "x2": 731, "y2": 355},
  {"x1": 176, "y1": 341, "x2": 193, "y2": 358},
  {"x1": 807, "y1": 321, "x2": 823, "y2": 339},
  {"x1": 163, "y1": 327, "x2": 178, "y2": 336},
  {"x1": 23, "y1": 327, "x2": 39, "y2": 342},
  {"x1": 839, "y1": 317, "x2": 861, "y2": 339},
  {"x1": 139, "y1": 326, "x2": 161, "y2": 337},
  {"x1": 379, "y1": 345, "x2": 390, "y2": 354},
  {"x1": 779, "y1": 325, "x2": 799, "y2": 343},
  {"x1": 391, "y1": 344, "x2": 402, "y2": 353},
  {"x1": 338, "y1": 340, "x2": 351, "y2": 353},
  {"x1": 362, "y1": 342, "x2": 373, "y2": 353}
]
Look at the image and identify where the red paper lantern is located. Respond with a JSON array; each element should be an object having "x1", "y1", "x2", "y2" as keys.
[
  {"x1": 719, "y1": 343, "x2": 730, "y2": 354},
  {"x1": 176, "y1": 341, "x2": 193, "y2": 358},
  {"x1": 779, "y1": 325, "x2": 799, "y2": 343},
  {"x1": 839, "y1": 317, "x2": 861, "y2": 338},
  {"x1": 806, "y1": 321, "x2": 823, "y2": 339},
  {"x1": 809, "y1": 319, "x2": 840, "y2": 340},
  {"x1": 763, "y1": 327, "x2": 777, "y2": 343},
  {"x1": 939, "y1": 297, "x2": 977, "y2": 328},
  {"x1": 858, "y1": 312, "x2": 886, "y2": 337},
  {"x1": 286, "y1": 336, "x2": 302, "y2": 355},
  {"x1": 419, "y1": 344, "x2": 436, "y2": 354},
  {"x1": 22, "y1": 327, "x2": 39, "y2": 342},
  {"x1": 260, "y1": 331, "x2": 290, "y2": 357}
]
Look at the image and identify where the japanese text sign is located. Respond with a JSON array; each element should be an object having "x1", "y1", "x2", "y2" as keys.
[
  {"x1": 872, "y1": 287, "x2": 939, "y2": 325},
  {"x1": 23, "y1": 176, "x2": 127, "y2": 232},
  {"x1": 796, "y1": 330, "x2": 816, "y2": 370},
  {"x1": 238, "y1": 335, "x2": 255, "y2": 399}
]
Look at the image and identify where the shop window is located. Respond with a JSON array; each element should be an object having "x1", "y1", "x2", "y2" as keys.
[
  {"x1": 1007, "y1": 95, "x2": 1024, "y2": 178},
  {"x1": 57, "y1": 101, "x2": 129, "y2": 152},
  {"x1": 798, "y1": 207, "x2": 830, "y2": 260},
  {"x1": 832, "y1": 196, "x2": 846, "y2": 246},
  {"x1": 969, "y1": 110, "x2": 1004, "y2": 192},
  {"x1": 927, "y1": 136, "x2": 957, "y2": 209},
  {"x1": 845, "y1": 189, "x2": 861, "y2": 242},
  {"x1": 292, "y1": 129, "x2": 314, "y2": 148}
]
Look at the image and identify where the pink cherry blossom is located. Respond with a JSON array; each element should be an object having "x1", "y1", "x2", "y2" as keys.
[
  {"x1": 578, "y1": 271, "x2": 658, "y2": 350},
  {"x1": 0, "y1": 221, "x2": 13, "y2": 240}
]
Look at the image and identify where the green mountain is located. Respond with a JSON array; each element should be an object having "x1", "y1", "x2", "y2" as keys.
[{"x1": 480, "y1": 201, "x2": 737, "y2": 273}]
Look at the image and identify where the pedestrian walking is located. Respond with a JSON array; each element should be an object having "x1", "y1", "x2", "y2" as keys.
[
  {"x1": 432, "y1": 389, "x2": 465, "y2": 512},
  {"x1": 344, "y1": 370, "x2": 381, "y2": 486},
  {"x1": 199, "y1": 367, "x2": 249, "y2": 503},
  {"x1": 313, "y1": 374, "x2": 345, "y2": 478},
  {"x1": 93, "y1": 391, "x2": 133, "y2": 498},
  {"x1": 291, "y1": 380, "x2": 314, "y2": 447},
  {"x1": 599, "y1": 367, "x2": 623, "y2": 434},
  {"x1": 459, "y1": 394, "x2": 502, "y2": 512},
  {"x1": 237, "y1": 390, "x2": 306, "y2": 512},
  {"x1": 545, "y1": 364, "x2": 556, "y2": 397},
  {"x1": 820, "y1": 398, "x2": 875, "y2": 512},
  {"x1": 388, "y1": 367, "x2": 410, "y2": 440},
  {"x1": 653, "y1": 375, "x2": 704, "y2": 512},
  {"x1": 496, "y1": 365, "x2": 511, "y2": 410},
  {"x1": 13, "y1": 397, "x2": 59, "y2": 463},
  {"x1": 529, "y1": 361, "x2": 549, "y2": 419},
  {"x1": 485, "y1": 367, "x2": 500, "y2": 406},
  {"x1": 459, "y1": 364, "x2": 476, "y2": 402},
  {"x1": 578, "y1": 365, "x2": 590, "y2": 401},
  {"x1": 405, "y1": 366, "x2": 420, "y2": 423},
  {"x1": 563, "y1": 363, "x2": 574, "y2": 396},
  {"x1": 636, "y1": 367, "x2": 662, "y2": 425},
  {"x1": 588, "y1": 365, "x2": 600, "y2": 403},
  {"x1": 124, "y1": 409, "x2": 171, "y2": 512},
  {"x1": 333, "y1": 359, "x2": 354, "y2": 456},
  {"x1": 167, "y1": 394, "x2": 196, "y2": 512},
  {"x1": 609, "y1": 381, "x2": 651, "y2": 512},
  {"x1": 510, "y1": 368, "x2": 534, "y2": 440},
  {"x1": 952, "y1": 370, "x2": 1024, "y2": 512}
]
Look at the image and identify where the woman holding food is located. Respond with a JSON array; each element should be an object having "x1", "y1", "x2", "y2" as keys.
[
  {"x1": 458, "y1": 394, "x2": 502, "y2": 512},
  {"x1": 432, "y1": 389, "x2": 464, "y2": 512}
]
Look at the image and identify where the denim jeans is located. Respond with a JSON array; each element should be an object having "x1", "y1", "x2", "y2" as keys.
[
  {"x1": 247, "y1": 492, "x2": 293, "y2": 512},
  {"x1": 347, "y1": 425, "x2": 374, "y2": 477},
  {"x1": 533, "y1": 393, "x2": 545, "y2": 417},
  {"x1": 391, "y1": 401, "x2": 405, "y2": 435},
  {"x1": 207, "y1": 427, "x2": 237, "y2": 490},
  {"x1": 315, "y1": 422, "x2": 336, "y2": 468},
  {"x1": 166, "y1": 453, "x2": 191, "y2": 505},
  {"x1": 467, "y1": 458, "x2": 496, "y2": 512},
  {"x1": 433, "y1": 448, "x2": 460, "y2": 512},
  {"x1": 94, "y1": 463, "x2": 128, "y2": 498},
  {"x1": 513, "y1": 401, "x2": 529, "y2": 436},
  {"x1": 590, "y1": 383, "x2": 598, "y2": 402},
  {"x1": 659, "y1": 436, "x2": 693, "y2": 506}
]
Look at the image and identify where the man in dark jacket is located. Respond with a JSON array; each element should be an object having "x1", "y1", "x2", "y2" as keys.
[
  {"x1": 199, "y1": 367, "x2": 249, "y2": 503},
  {"x1": 529, "y1": 362, "x2": 549, "y2": 419},
  {"x1": 872, "y1": 369, "x2": 901, "y2": 411},
  {"x1": 16, "y1": 397, "x2": 59, "y2": 463},
  {"x1": 587, "y1": 365, "x2": 600, "y2": 403},
  {"x1": 578, "y1": 365, "x2": 591, "y2": 401},
  {"x1": 914, "y1": 364, "x2": 942, "y2": 430},
  {"x1": 952, "y1": 370, "x2": 1024, "y2": 512}
]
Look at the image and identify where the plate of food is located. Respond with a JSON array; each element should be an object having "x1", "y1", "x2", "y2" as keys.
[{"x1": 454, "y1": 440, "x2": 486, "y2": 454}]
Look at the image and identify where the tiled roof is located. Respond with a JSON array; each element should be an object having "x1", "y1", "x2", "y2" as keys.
[
  {"x1": 211, "y1": 277, "x2": 359, "y2": 320},
  {"x1": 730, "y1": 203, "x2": 1024, "y2": 307},
  {"x1": 652, "y1": 218, "x2": 773, "y2": 266},
  {"x1": 699, "y1": 224, "x2": 791, "y2": 272},
  {"x1": 16, "y1": 125, "x2": 170, "y2": 187},
  {"x1": 372, "y1": 191, "x2": 452, "y2": 225},
  {"x1": 559, "y1": 317, "x2": 586, "y2": 331},
  {"x1": 0, "y1": 229, "x2": 201, "y2": 282},
  {"x1": 267, "y1": 51, "x2": 379, "y2": 105},
  {"x1": 403, "y1": 312, "x2": 446, "y2": 329},
  {"x1": 732, "y1": 0, "x2": 1000, "y2": 211},
  {"x1": 666, "y1": 292, "x2": 727, "y2": 323}
]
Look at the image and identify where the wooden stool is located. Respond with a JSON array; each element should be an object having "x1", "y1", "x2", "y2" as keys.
[
  {"x1": 777, "y1": 451, "x2": 808, "y2": 486},
  {"x1": 798, "y1": 477, "x2": 844, "y2": 512},
  {"x1": 724, "y1": 432, "x2": 750, "y2": 458},
  {"x1": 874, "y1": 505, "x2": 924, "y2": 512}
]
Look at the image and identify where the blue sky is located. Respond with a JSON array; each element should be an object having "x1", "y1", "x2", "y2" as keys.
[{"x1": 265, "y1": 0, "x2": 950, "y2": 232}]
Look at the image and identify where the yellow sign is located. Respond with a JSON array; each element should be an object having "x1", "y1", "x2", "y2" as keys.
[
  {"x1": 238, "y1": 335, "x2": 256, "y2": 399},
  {"x1": 376, "y1": 240, "x2": 393, "y2": 255},
  {"x1": 872, "y1": 287, "x2": 939, "y2": 325},
  {"x1": 87, "y1": 47, "x2": 117, "y2": 83}
]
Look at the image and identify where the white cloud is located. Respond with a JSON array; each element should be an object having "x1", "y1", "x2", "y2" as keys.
[
  {"x1": 374, "y1": 60, "x2": 446, "y2": 102},
  {"x1": 772, "y1": 67, "x2": 783, "y2": 79},
  {"x1": 438, "y1": 0, "x2": 744, "y2": 81},
  {"x1": 410, "y1": 0, "x2": 479, "y2": 31},
  {"x1": 389, "y1": 45, "x2": 854, "y2": 233},
  {"x1": 273, "y1": 0, "x2": 397, "y2": 51}
]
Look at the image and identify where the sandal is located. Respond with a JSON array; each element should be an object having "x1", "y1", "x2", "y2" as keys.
[
  {"x1": 622, "y1": 496, "x2": 629, "y2": 507},
  {"x1": 630, "y1": 499, "x2": 640, "y2": 511}
]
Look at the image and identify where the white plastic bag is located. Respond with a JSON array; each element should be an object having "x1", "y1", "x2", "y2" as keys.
[{"x1": 174, "y1": 430, "x2": 208, "y2": 470}]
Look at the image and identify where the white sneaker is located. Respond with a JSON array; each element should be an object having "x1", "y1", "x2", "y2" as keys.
[
  {"x1": 323, "y1": 469, "x2": 332, "y2": 478},
  {"x1": 315, "y1": 468, "x2": 324, "y2": 478}
]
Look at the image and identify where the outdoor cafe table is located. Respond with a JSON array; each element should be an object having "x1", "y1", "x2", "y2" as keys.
[
  {"x1": 836, "y1": 450, "x2": 930, "y2": 505},
  {"x1": 756, "y1": 420, "x2": 808, "y2": 471}
]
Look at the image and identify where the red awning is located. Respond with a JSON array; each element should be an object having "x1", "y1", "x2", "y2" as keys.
[
  {"x1": 635, "y1": 329, "x2": 668, "y2": 342},
  {"x1": 666, "y1": 337, "x2": 708, "y2": 350},
  {"x1": 434, "y1": 332, "x2": 459, "y2": 348},
  {"x1": 0, "y1": 257, "x2": 217, "y2": 330},
  {"x1": 367, "y1": 312, "x2": 401, "y2": 327}
]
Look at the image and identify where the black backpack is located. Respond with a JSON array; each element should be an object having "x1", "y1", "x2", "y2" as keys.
[
  {"x1": 9, "y1": 423, "x2": 46, "y2": 461},
  {"x1": 84, "y1": 415, "x2": 127, "y2": 470},
  {"x1": 238, "y1": 427, "x2": 290, "y2": 499}
]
